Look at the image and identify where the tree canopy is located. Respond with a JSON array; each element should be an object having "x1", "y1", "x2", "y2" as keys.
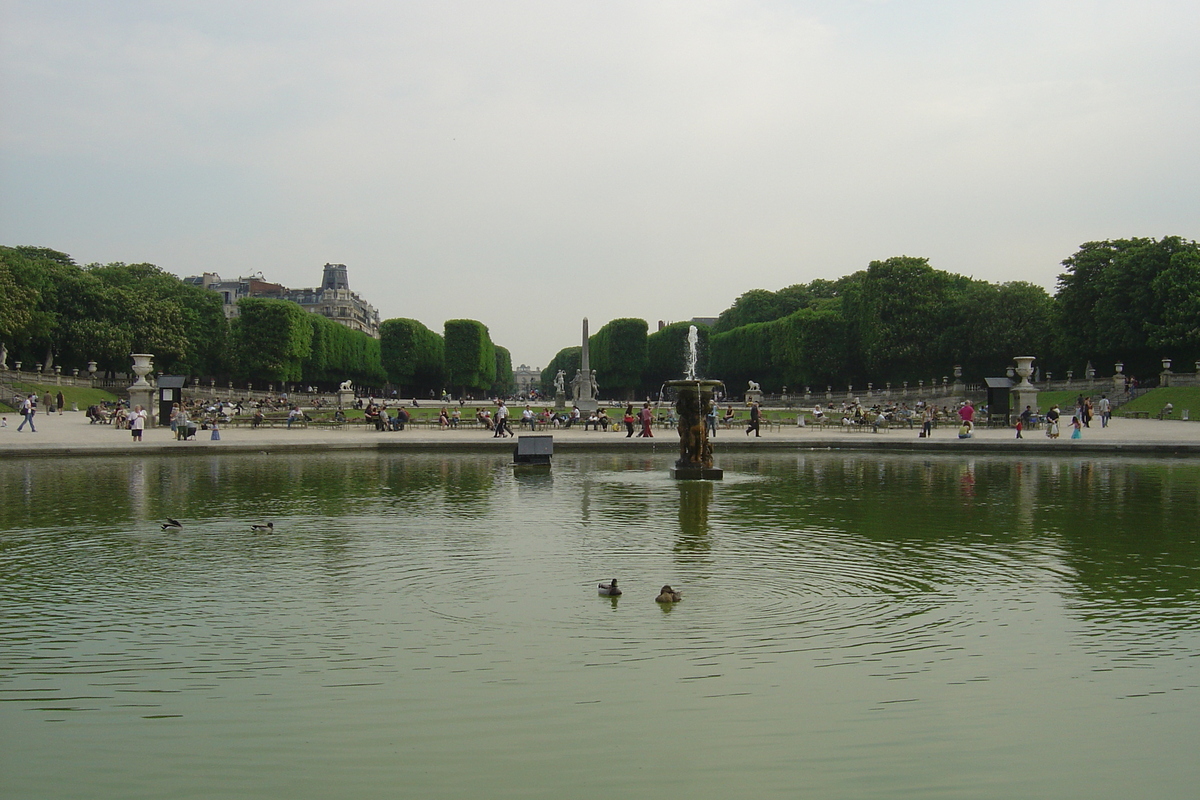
[
  {"x1": 444, "y1": 319, "x2": 496, "y2": 396},
  {"x1": 380, "y1": 318, "x2": 444, "y2": 395}
]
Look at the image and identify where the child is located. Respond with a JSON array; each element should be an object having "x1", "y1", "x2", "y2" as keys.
[
  {"x1": 1, "y1": 417, "x2": 7, "y2": 427},
  {"x1": 1015, "y1": 418, "x2": 1023, "y2": 439}
]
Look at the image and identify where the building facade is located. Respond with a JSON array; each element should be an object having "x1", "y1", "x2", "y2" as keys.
[
  {"x1": 513, "y1": 364, "x2": 543, "y2": 397},
  {"x1": 187, "y1": 263, "x2": 380, "y2": 338}
]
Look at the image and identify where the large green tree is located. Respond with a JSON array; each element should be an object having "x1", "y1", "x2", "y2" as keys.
[
  {"x1": 1055, "y1": 236, "x2": 1200, "y2": 377},
  {"x1": 443, "y1": 319, "x2": 496, "y2": 397},
  {"x1": 589, "y1": 317, "x2": 648, "y2": 399},
  {"x1": 230, "y1": 298, "x2": 313, "y2": 383},
  {"x1": 840, "y1": 256, "x2": 968, "y2": 383},
  {"x1": 379, "y1": 318, "x2": 444, "y2": 396},
  {"x1": 492, "y1": 345, "x2": 514, "y2": 397}
]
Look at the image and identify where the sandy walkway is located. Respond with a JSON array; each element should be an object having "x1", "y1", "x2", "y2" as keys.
[{"x1": 3, "y1": 409, "x2": 1198, "y2": 458}]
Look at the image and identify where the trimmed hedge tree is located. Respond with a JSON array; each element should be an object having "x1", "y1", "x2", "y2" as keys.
[
  {"x1": 589, "y1": 317, "x2": 648, "y2": 400},
  {"x1": 444, "y1": 319, "x2": 496, "y2": 397},
  {"x1": 231, "y1": 298, "x2": 313, "y2": 383},
  {"x1": 380, "y1": 318, "x2": 445, "y2": 397}
]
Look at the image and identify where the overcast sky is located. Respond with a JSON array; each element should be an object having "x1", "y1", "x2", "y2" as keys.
[{"x1": 2, "y1": 1, "x2": 1197, "y2": 369}]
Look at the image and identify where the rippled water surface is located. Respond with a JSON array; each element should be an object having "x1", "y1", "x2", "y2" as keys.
[{"x1": 2, "y1": 451, "x2": 1199, "y2": 799}]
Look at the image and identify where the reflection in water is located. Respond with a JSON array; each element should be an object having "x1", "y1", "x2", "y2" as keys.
[
  {"x1": 1, "y1": 451, "x2": 1198, "y2": 799},
  {"x1": 676, "y1": 480, "x2": 712, "y2": 554}
]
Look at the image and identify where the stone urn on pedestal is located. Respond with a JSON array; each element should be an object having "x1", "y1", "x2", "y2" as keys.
[
  {"x1": 1010, "y1": 356, "x2": 1038, "y2": 418},
  {"x1": 128, "y1": 353, "x2": 156, "y2": 426}
]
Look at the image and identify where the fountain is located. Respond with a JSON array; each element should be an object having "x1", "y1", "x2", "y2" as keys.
[{"x1": 665, "y1": 326, "x2": 723, "y2": 480}]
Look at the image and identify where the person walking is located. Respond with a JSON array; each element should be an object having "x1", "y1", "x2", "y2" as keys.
[
  {"x1": 493, "y1": 400, "x2": 512, "y2": 438},
  {"x1": 745, "y1": 401, "x2": 761, "y2": 437},
  {"x1": 17, "y1": 394, "x2": 37, "y2": 432},
  {"x1": 623, "y1": 405, "x2": 636, "y2": 438},
  {"x1": 1097, "y1": 395, "x2": 1111, "y2": 428},
  {"x1": 637, "y1": 402, "x2": 654, "y2": 437},
  {"x1": 921, "y1": 405, "x2": 934, "y2": 438},
  {"x1": 56, "y1": 391, "x2": 65, "y2": 415},
  {"x1": 706, "y1": 402, "x2": 718, "y2": 437}
]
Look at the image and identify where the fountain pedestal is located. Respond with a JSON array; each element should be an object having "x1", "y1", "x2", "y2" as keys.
[{"x1": 666, "y1": 379, "x2": 723, "y2": 480}]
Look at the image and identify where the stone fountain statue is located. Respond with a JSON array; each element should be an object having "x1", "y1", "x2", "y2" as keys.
[{"x1": 666, "y1": 325, "x2": 723, "y2": 480}]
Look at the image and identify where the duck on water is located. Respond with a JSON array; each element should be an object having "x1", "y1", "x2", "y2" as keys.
[{"x1": 598, "y1": 579, "x2": 622, "y2": 597}]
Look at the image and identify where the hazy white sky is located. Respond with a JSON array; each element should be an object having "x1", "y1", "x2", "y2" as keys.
[{"x1": 2, "y1": 0, "x2": 1197, "y2": 368}]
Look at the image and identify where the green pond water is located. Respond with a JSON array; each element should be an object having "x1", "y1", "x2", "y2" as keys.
[{"x1": 1, "y1": 451, "x2": 1198, "y2": 799}]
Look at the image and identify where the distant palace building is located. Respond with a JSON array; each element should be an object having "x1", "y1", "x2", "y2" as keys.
[
  {"x1": 187, "y1": 263, "x2": 381, "y2": 338},
  {"x1": 513, "y1": 364, "x2": 542, "y2": 396}
]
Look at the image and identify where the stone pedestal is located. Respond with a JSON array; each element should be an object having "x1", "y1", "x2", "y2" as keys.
[
  {"x1": 1011, "y1": 355, "x2": 1038, "y2": 416},
  {"x1": 745, "y1": 389, "x2": 763, "y2": 406},
  {"x1": 554, "y1": 390, "x2": 567, "y2": 411},
  {"x1": 128, "y1": 353, "x2": 156, "y2": 426},
  {"x1": 337, "y1": 389, "x2": 355, "y2": 408},
  {"x1": 128, "y1": 384, "x2": 155, "y2": 425}
]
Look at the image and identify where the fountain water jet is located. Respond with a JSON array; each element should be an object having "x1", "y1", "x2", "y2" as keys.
[{"x1": 666, "y1": 326, "x2": 723, "y2": 480}]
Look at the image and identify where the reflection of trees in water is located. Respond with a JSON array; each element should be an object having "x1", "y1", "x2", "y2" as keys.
[
  {"x1": 0, "y1": 458, "x2": 137, "y2": 529},
  {"x1": 720, "y1": 453, "x2": 1200, "y2": 624}
]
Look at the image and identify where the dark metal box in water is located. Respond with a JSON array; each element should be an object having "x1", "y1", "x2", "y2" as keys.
[{"x1": 513, "y1": 434, "x2": 553, "y2": 468}]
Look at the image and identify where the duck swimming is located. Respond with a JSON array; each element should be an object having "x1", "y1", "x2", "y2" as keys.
[
  {"x1": 161, "y1": 518, "x2": 183, "y2": 531},
  {"x1": 250, "y1": 522, "x2": 274, "y2": 532},
  {"x1": 655, "y1": 585, "x2": 683, "y2": 603},
  {"x1": 598, "y1": 579, "x2": 622, "y2": 597}
]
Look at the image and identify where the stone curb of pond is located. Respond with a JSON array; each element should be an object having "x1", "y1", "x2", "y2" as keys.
[{"x1": 3, "y1": 436, "x2": 1199, "y2": 460}]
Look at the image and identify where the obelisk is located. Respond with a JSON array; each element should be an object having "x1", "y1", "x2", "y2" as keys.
[{"x1": 576, "y1": 318, "x2": 599, "y2": 412}]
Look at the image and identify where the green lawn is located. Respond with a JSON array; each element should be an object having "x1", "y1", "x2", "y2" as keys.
[
  {"x1": 5, "y1": 382, "x2": 120, "y2": 412},
  {"x1": 987, "y1": 387, "x2": 1200, "y2": 421},
  {"x1": 1113, "y1": 386, "x2": 1200, "y2": 421}
]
